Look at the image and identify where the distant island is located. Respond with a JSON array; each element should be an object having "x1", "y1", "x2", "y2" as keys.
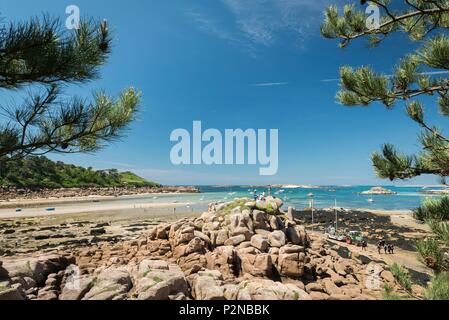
[{"x1": 360, "y1": 187, "x2": 397, "y2": 195}]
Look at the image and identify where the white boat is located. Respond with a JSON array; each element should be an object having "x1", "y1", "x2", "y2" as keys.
[{"x1": 367, "y1": 198, "x2": 374, "y2": 203}]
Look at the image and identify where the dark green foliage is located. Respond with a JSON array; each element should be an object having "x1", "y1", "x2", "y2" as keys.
[
  {"x1": 413, "y1": 197, "x2": 449, "y2": 221},
  {"x1": 389, "y1": 263, "x2": 412, "y2": 292},
  {"x1": 0, "y1": 156, "x2": 160, "y2": 189},
  {"x1": 425, "y1": 272, "x2": 449, "y2": 300},
  {"x1": 0, "y1": 15, "x2": 141, "y2": 160},
  {"x1": 415, "y1": 238, "x2": 445, "y2": 271},
  {"x1": 412, "y1": 197, "x2": 449, "y2": 272},
  {"x1": 322, "y1": 1, "x2": 449, "y2": 180},
  {"x1": 428, "y1": 219, "x2": 449, "y2": 246}
]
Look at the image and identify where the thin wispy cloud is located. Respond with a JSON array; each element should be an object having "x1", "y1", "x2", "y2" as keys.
[
  {"x1": 187, "y1": 0, "x2": 341, "y2": 51},
  {"x1": 252, "y1": 82, "x2": 289, "y2": 87},
  {"x1": 185, "y1": 10, "x2": 242, "y2": 45},
  {"x1": 321, "y1": 71, "x2": 449, "y2": 83}
]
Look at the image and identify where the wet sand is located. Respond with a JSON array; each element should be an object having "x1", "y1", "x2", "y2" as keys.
[
  {"x1": 0, "y1": 192, "x2": 192, "y2": 209},
  {"x1": 294, "y1": 208, "x2": 429, "y2": 251},
  {"x1": 0, "y1": 201, "x2": 194, "y2": 219}
]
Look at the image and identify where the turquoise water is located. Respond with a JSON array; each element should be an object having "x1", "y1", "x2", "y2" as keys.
[
  {"x1": 119, "y1": 185, "x2": 448, "y2": 212},
  {"x1": 200, "y1": 185, "x2": 447, "y2": 210}
]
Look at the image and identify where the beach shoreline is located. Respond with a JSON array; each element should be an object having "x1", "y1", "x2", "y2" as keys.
[{"x1": 0, "y1": 191, "x2": 200, "y2": 210}]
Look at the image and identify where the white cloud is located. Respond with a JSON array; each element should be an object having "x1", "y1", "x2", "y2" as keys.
[
  {"x1": 186, "y1": 10, "x2": 242, "y2": 45},
  {"x1": 188, "y1": 0, "x2": 339, "y2": 50}
]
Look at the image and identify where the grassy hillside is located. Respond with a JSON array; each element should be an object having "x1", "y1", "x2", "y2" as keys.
[{"x1": 0, "y1": 156, "x2": 161, "y2": 189}]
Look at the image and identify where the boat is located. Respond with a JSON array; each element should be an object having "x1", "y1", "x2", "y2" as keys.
[
  {"x1": 307, "y1": 193, "x2": 314, "y2": 198},
  {"x1": 346, "y1": 231, "x2": 364, "y2": 246},
  {"x1": 367, "y1": 198, "x2": 375, "y2": 203},
  {"x1": 327, "y1": 233, "x2": 346, "y2": 242}
]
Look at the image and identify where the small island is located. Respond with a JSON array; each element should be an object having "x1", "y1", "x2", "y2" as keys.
[{"x1": 360, "y1": 187, "x2": 397, "y2": 195}]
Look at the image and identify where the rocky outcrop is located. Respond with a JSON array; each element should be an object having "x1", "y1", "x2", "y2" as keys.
[{"x1": 0, "y1": 197, "x2": 404, "y2": 300}]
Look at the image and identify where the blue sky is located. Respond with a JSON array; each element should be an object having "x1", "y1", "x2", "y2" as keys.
[{"x1": 1, "y1": 0, "x2": 446, "y2": 185}]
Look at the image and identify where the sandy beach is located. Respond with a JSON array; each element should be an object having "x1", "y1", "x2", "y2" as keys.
[
  {"x1": 0, "y1": 198, "x2": 194, "y2": 219},
  {"x1": 0, "y1": 192, "x2": 195, "y2": 209}
]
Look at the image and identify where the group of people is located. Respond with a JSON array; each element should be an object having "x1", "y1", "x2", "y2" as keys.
[
  {"x1": 377, "y1": 240, "x2": 395, "y2": 254},
  {"x1": 253, "y1": 189, "x2": 271, "y2": 201}
]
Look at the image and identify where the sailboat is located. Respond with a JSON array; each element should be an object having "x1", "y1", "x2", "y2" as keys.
[{"x1": 326, "y1": 199, "x2": 345, "y2": 241}]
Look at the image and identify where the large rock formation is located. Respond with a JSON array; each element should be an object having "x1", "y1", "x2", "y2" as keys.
[{"x1": 0, "y1": 197, "x2": 407, "y2": 300}]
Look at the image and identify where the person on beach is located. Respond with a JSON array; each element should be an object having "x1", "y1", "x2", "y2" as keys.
[
  {"x1": 361, "y1": 240, "x2": 367, "y2": 251},
  {"x1": 388, "y1": 244, "x2": 395, "y2": 254},
  {"x1": 377, "y1": 240, "x2": 383, "y2": 254},
  {"x1": 384, "y1": 243, "x2": 388, "y2": 254}
]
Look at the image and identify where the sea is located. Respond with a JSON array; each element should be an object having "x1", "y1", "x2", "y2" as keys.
[{"x1": 129, "y1": 185, "x2": 448, "y2": 212}]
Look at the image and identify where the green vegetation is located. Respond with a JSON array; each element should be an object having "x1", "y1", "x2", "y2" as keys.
[
  {"x1": 389, "y1": 263, "x2": 412, "y2": 292},
  {"x1": 0, "y1": 156, "x2": 160, "y2": 189},
  {"x1": 415, "y1": 238, "x2": 445, "y2": 271},
  {"x1": 217, "y1": 199, "x2": 251, "y2": 217},
  {"x1": 382, "y1": 284, "x2": 402, "y2": 301},
  {"x1": 0, "y1": 15, "x2": 140, "y2": 161},
  {"x1": 425, "y1": 272, "x2": 449, "y2": 300},
  {"x1": 413, "y1": 197, "x2": 449, "y2": 221},
  {"x1": 321, "y1": 1, "x2": 449, "y2": 181},
  {"x1": 118, "y1": 171, "x2": 156, "y2": 188},
  {"x1": 322, "y1": 1, "x2": 449, "y2": 300},
  {"x1": 428, "y1": 220, "x2": 449, "y2": 246},
  {"x1": 413, "y1": 197, "x2": 449, "y2": 272},
  {"x1": 293, "y1": 291, "x2": 299, "y2": 300}
]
